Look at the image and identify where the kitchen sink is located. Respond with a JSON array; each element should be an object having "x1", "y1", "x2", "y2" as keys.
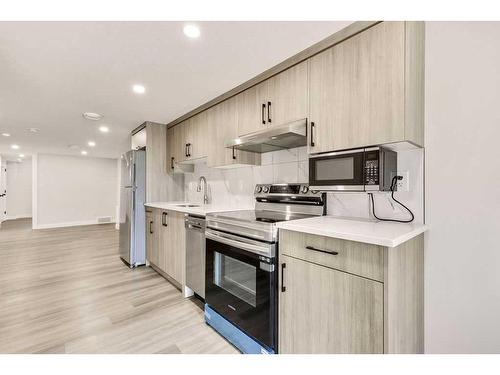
[{"x1": 176, "y1": 204, "x2": 201, "y2": 208}]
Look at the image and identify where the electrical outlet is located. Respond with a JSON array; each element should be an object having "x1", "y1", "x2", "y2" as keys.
[{"x1": 394, "y1": 171, "x2": 409, "y2": 192}]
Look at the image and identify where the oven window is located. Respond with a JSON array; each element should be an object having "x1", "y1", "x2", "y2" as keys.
[
  {"x1": 315, "y1": 157, "x2": 354, "y2": 181},
  {"x1": 214, "y1": 252, "x2": 256, "y2": 307}
]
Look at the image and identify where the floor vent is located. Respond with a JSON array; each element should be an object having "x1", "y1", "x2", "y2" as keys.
[{"x1": 97, "y1": 216, "x2": 112, "y2": 224}]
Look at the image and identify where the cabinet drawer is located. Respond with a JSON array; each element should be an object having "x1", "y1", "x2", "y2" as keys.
[{"x1": 279, "y1": 230, "x2": 384, "y2": 282}]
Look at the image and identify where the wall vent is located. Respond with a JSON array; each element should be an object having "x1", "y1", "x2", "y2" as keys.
[{"x1": 97, "y1": 216, "x2": 112, "y2": 224}]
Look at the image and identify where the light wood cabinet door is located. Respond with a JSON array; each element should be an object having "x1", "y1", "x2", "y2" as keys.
[
  {"x1": 279, "y1": 254, "x2": 384, "y2": 354},
  {"x1": 169, "y1": 123, "x2": 187, "y2": 164},
  {"x1": 309, "y1": 21, "x2": 405, "y2": 153},
  {"x1": 207, "y1": 97, "x2": 260, "y2": 168},
  {"x1": 185, "y1": 111, "x2": 208, "y2": 160},
  {"x1": 236, "y1": 81, "x2": 269, "y2": 136},
  {"x1": 146, "y1": 209, "x2": 160, "y2": 267},
  {"x1": 267, "y1": 61, "x2": 308, "y2": 126},
  {"x1": 165, "y1": 210, "x2": 186, "y2": 285},
  {"x1": 157, "y1": 210, "x2": 170, "y2": 273}
]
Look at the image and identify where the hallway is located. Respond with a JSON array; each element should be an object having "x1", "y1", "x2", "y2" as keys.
[{"x1": 0, "y1": 219, "x2": 237, "y2": 354}]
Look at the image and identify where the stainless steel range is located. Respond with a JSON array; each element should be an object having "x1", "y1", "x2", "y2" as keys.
[{"x1": 204, "y1": 183, "x2": 325, "y2": 354}]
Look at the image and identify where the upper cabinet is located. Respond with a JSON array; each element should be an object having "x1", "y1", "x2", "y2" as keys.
[
  {"x1": 207, "y1": 97, "x2": 260, "y2": 168},
  {"x1": 184, "y1": 111, "x2": 208, "y2": 161},
  {"x1": 166, "y1": 22, "x2": 424, "y2": 167},
  {"x1": 237, "y1": 61, "x2": 309, "y2": 137},
  {"x1": 267, "y1": 61, "x2": 309, "y2": 127},
  {"x1": 236, "y1": 80, "x2": 268, "y2": 136},
  {"x1": 308, "y1": 21, "x2": 424, "y2": 153}
]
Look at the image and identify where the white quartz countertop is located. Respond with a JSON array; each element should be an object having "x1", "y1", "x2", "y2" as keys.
[
  {"x1": 144, "y1": 202, "x2": 253, "y2": 217},
  {"x1": 276, "y1": 216, "x2": 427, "y2": 248}
]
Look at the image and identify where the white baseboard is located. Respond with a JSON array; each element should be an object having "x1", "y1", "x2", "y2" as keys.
[
  {"x1": 34, "y1": 218, "x2": 116, "y2": 230},
  {"x1": 6, "y1": 214, "x2": 32, "y2": 220}
]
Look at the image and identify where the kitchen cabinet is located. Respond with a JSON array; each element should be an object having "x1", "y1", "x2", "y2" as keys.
[
  {"x1": 146, "y1": 208, "x2": 186, "y2": 288},
  {"x1": 279, "y1": 254, "x2": 384, "y2": 354},
  {"x1": 237, "y1": 61, "x2": 308, "y2": 137},
  {"x1": 184, "y1": 111, "x2": 208, "y2": 161},
  {"x1": 278, "y1": 229, "x2": 424, "y2": 354},
  {"x1": 308, "y1": 21, "x2": 424, "y2": 153},
  {"x1": 146, "y1": 208, "x2": 160, "y2": 266},
  {"x1": 207, "y1": 97, "x2": 260, "y2": 168},
  {"x1": 266, "y1": 61, "x2": 308, "y2": 127},
  {"x1": 161, "y1": 210, "x2": 186, "y2": 285}
]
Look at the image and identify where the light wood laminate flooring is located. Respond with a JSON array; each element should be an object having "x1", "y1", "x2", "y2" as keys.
[{"x1": 0, "y1": 219, "x2": 238, "y2": 354}]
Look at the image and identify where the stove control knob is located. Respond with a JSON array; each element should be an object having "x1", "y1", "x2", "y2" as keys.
[
  {"x1": 301, "y1": 185, "x2": 309, "y2": 194},
  {"x1": 262, "y1": 186, "x2": 270, "y2": 193},
  {"x1": 255, "y1": 186, "x2": 263, "y2": 193}
]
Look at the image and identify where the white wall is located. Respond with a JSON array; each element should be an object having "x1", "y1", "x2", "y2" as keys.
[
  {"x1": 6, "y1": 159, "x2": 32, "y2": 219},
  {"x1": 34, "y1": 153, "x2": 118, "y2": 229},
  {"x1": 425, "y1": 22, "x2": 500, "y2": 353}
]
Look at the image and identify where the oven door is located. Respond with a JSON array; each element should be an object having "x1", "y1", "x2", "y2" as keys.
[
  {"x1": 309, "y1": 149, "x2": 365, "y2": 191},
  {"x1": 205, "y1": 229, "x2": 277, "y2": 350}
]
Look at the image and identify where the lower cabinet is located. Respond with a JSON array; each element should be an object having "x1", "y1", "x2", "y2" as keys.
[
  {"x1": 278, "y1": 229, "x2": 424, "y2": 354},
  {"x1": 146, "y1": 208, "x2": 186, "y2": 287},
  {"x1": 146, "y1": 209, "x2": 159, "y2": 265},
  {"x1": 279, "y1": 254, "x2": 384, "y2": 354}
]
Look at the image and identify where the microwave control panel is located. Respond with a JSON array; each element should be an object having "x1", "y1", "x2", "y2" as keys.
[{"x1": 364, "y1": 151, "x2": 379, "y2": 185}]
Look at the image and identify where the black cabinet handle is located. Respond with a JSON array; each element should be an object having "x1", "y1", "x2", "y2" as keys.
[
  {"x1": 306, "y1": 245, "x2": 338, "y2": 256},
  {"x1": 310, "y1": 122, "x2": 315, "y2": 147},
  {"x1": 261, "y1": 103, "x2": 266, "y2": 125},
  {"x1": 171, "y1": 156, "x2": 175, "y2": 170},
  {"x1": 185, "y1": 144, "x2": 188, "y2": 157},
  {"x1": 281, "y1": 263, "x2": 286, "y2": 292},
  {"x1": 149, "y1": 220, "x2": 154, "y2": 234},
  {"x1": 162, "y1": 212, "x2": 168, "y2": 227},
  {"x1": 267, "y1": 101, "x2": 272, "y2": 123},
  {"x1": 232, "y1": 147, "x2": 236, "y2": 160},
  {"x1": 187, "y1": 143, "x2": 192, "y2": 157}
]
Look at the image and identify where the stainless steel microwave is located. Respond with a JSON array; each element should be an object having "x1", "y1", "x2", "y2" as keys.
[{"x1": 309, "y1": 147, "x2": 397, "y2": 191}]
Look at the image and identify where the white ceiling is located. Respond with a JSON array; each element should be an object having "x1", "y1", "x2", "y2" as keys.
[{"x1": 0, "y1": 21, "x2": 352, "y2": 160}]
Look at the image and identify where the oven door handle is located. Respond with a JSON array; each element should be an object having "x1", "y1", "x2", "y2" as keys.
[{"x1": 205, "y1": 229, "x2": 274, "y2": 258}]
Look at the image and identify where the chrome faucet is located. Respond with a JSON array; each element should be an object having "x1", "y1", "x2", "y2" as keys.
[{"x1": 197, "y1": 176, "x2": 209, "y2": 205}]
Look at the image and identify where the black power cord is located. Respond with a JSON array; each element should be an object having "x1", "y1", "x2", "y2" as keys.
[{"x1": 368, "y1": 175, "x2": 415, "y2": 223}]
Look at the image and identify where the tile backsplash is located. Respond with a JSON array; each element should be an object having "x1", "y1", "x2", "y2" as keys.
[
  {"x1": 184, "y1": 146, "x2": 309, "y2": 207},
  {"x1": 184, "y1": 146, "x2": 424, "y2": 224}
]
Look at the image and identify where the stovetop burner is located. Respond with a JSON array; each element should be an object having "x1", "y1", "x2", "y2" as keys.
[{"x1": 206, "y1": 184, "x2": 326, "y2": 243}]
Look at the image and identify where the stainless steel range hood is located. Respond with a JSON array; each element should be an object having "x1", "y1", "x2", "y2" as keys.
[{"x1": 225, "y1": 119, "x2": 307, "y2": 153}]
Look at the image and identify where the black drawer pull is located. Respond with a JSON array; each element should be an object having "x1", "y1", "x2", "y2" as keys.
[
  {"x1": 306, "y1": 245, "x2": 338, "y2": 256},
  {"x1": 162, "y1": 212, "x2": 168, "y2": 227},
  {"x1": 149, "y1": 220, "x2": 154, "y2": 234},
  {"x1": 310, "y1": 122, "x2": 315, "y2": 147},
  {"x1": 171, "y1": 156, "x2": 175, "y2": 170},
  {"x1": 281, "y1": 263, "x2": 286, "y2": 292},
  {"x1": 267, "y1": 101, "x2": 272, "y2": 123},
  {"x1": 262, "y1": 103, "x2": 266, "y2": 124}
]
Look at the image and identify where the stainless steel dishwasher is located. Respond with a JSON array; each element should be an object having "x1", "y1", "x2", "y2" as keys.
[{"x1": 185, "y1": 215, "x2": 206, "y2": 298}]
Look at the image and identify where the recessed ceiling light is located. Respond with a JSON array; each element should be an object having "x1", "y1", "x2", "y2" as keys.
[
  {"x1": 11, "y1": 144, "x2": 19, "y2": 150},
  {"x1": 88, "y1": 141, "x2": 96, "y2": 147},
  {"x1": 183, "y1": 24, "x2": 201, "y2": 39},
  {"x1": 83, "y1": 112, "x2": 103, "y2": 121},
  {"x1": 19, "y1": 154, "x2": 25, "y2": 158},
  {"x1": 27, "y1": 127, "x2": 40, "y2": 133},
  {"x1": 132, "y1": 84, "x2": 146, "y2": 94},
  {"x1": 2, "y1": 133, "x2": 10, "y2": 137},
  {"x1": 99, "y1": 126, "x2": 109, "y2": 133},
  {"x1": 81, "y1": 150, "x2": 88, "y2": 155}
]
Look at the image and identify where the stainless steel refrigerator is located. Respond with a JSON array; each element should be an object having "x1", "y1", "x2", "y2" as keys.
[{"x1": 119, "y1": 149, "x2": 146, "y2": 267}]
